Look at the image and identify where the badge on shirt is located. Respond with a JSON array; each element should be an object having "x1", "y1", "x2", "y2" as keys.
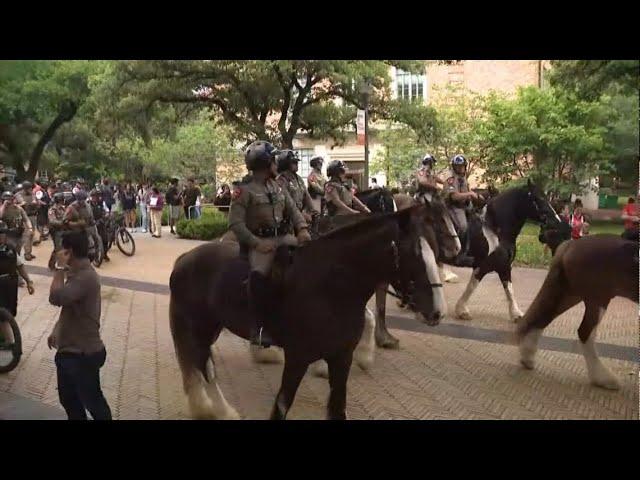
[
  {"x1": 447, "y1": 177, "x2": 455, "y2": 185},
  {"x1": 309, "y1": 174, "x2": 316, "y2": 182},
  {"x1": 231, "y1": 187, "x2": 242, "y2": 200}
]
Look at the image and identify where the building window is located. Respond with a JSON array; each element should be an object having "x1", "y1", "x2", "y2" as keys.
[
  {"x1": 396, "y1": 69, "x2": 426, "y2": 102},
  {"x1": 294, "y1": 148, "x2": 314, "y2": 180}
]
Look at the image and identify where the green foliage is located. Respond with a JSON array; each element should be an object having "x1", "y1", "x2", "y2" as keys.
[
  {"x1": 176, "y1": 210, "x2": 228, "y2": 240},
  {"x1": 548, "y1": 60, "x2": 639, "y2": 101},
  {"x1": 106, "y1": 60, "x2": 407, "y2": 148},
  {"x1": 0, "y1": 60, "x2": 107, "y2": 180}
]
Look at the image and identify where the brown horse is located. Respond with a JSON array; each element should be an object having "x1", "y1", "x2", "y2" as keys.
[
  {"x1": 169, "y1": 206, "x2": 440, "y2": 419},
  {"x1": 516, "y1": 235, "x2": 638, "y2": 389}
]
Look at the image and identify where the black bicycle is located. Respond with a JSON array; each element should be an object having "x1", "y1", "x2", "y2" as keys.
[
  {"x1": 0, "y1": 283, "x2": 22, "y2": 374},
  {"x1": 104, "y1": 212, "x2": 136, "y2": 258}
]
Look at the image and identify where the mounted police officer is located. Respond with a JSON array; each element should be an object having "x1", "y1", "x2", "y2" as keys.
[
  {"x1": 228, "y1": 141, "x2": 311, "y2": 347},
  {"x1": 307, "y1": 156, "x2": 326, "y2": 216},
  {"x1": 276, "y1": 149, "x2": 319, "y2": 224},
  {"x1": 0, "y1": 191, "x2": 32, "y2": 260},
  {"x1": 324, "y1": 160, "x2": 371, "y2": 216},
  {"x1": 14, "y1": 181, "x2": 40, "y2": 257},
  {"x1": 444, "y1": 154, "x2": 478, "y2": 266},
  {"x1": 47, "y1": 192, "x2": 67, "y2": 270},
  {"x1": 413, "y1": 154, "x2": 444, "y2": 201}
]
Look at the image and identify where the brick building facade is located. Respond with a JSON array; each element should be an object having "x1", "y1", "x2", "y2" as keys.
[{"x1": 292, "y1": 60, "x2": 548, "y2": 189}]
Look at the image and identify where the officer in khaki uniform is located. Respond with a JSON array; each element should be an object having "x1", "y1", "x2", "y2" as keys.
[
  {"x1": 275, "y1": 150, "x2": 319, "y2": 223},
  {"x1": 307, "y1": 156, "x2": 326, "y2": 216},
  {"x1": 324, "y1": 160, "x2": 371, "y2": 216},
  {"x1": 14, "y1": 182, "x2": 40, "y2": 258},
  {"x1": 413, "y1": 154, "x2": 444, "y2": 201},
  {"x1": 444, "y1": 154, "x2": 478, "y2": 266},
  {"x1": 47, "y1": 192, "x2": 67, "y2": 270},
  {"x1": 0, "y1": 191, "x2": 32, "y2": 258},
  {"x1": 63, "y1": 190, "x2": 100, "y2": 260},
  {"x1": 229, "y1": 141, "x2": 311, "y2": 347}
]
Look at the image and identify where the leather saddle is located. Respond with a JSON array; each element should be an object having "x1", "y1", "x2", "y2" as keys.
[{"x1": 218, "y1": 245, "x2": 297, "y2": 308}]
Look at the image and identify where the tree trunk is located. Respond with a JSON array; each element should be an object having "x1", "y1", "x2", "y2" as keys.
[{"x1": 25, "y1": 101, "x2": 78, "y2": 181}]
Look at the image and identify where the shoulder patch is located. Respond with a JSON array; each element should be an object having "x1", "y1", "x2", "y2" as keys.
[
  {"x1": 418, "y1": 169, "x2": 425, "y2": 177},
  {"x1": 325, "y1": 184, "x2": 334, "y2": 194}
]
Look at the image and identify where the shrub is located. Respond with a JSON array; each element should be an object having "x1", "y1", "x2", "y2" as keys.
[{"x1": 176, "y1": 210, "x2": 229, "y2": 240}]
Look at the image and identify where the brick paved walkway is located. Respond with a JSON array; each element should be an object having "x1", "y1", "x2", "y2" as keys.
[{"x1": 1, "y1": 229, "x2": 637, "y2": 420}]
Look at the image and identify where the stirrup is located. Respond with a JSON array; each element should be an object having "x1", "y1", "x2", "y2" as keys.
[{"x1": 250, "y1": 327, "x2": 272, "y2": 349}]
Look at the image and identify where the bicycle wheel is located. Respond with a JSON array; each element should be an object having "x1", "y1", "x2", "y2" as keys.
[
  {"x1": 0, "y1": 308, "x2": 22, "y2": 374},
  {"x1": 116, "y1": 227, "x2": 136, "y2": 256},
  {"x1": 92, "y1": 243, "x2": 103, "y2": 268}
]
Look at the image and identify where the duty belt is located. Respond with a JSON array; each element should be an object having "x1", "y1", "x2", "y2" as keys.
[{"x1": 252, "y1": 221, "x2": 291, "y2": 238}]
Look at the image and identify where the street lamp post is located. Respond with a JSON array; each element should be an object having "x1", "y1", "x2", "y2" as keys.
[{"x1": 361, "y1": 81, "x2": 372, "y2": 190}]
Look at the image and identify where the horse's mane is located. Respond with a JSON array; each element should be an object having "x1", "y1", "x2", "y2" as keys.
[
  {"x1": 317, "y1": 209, "x2": 406, "y2": 242},
  {"x1": 486, "y1": 185, "x2": 528, "y2": 225}
]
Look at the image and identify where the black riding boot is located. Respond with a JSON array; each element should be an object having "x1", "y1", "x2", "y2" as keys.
[
  {"x1": 248, "y1": 271, "x2": 275, "y2": 348},
  {"x1": 452, "y1": 230, "x2": 475, "y2": 268}
]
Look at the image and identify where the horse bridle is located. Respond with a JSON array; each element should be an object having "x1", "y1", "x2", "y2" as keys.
[{"x1": 385, "y1": 237, "x2": 442, "y2": 310}]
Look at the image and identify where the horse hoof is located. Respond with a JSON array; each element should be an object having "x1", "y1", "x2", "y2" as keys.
[
  {"x1": 520, "y1": 358, "x2": 535, "y2": 370},
  {"x1": 375, "y1": 335, "x2": 400, "y2": 350},
  {"x1": 591, "y1": 373, "x2": 621, "y2": 391},
  {"x1": 456, "y1": 311, "x2": 472, "y2": 321},
  {"x1": 310, "y1": 360, "x2": 329, "y2": 378},
  {"x1": 249, "y1": 344, "x2": 284, "y2": 364}
]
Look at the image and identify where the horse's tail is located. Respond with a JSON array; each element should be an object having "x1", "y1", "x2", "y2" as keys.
[
  {"x1": 169, "y1": 259, "x2": 217, "y2": 418},
  {"x1": 517, "y1": 243, "x2": 570, "y2": 339}
]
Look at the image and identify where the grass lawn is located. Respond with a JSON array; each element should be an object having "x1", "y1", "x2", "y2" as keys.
[{"x1": 514, "y1": 221, "x2": 625, "y2": 268}]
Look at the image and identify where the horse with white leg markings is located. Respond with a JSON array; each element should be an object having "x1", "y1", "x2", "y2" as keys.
[
  {"x1": 442, "y1": 179, "x2": 563, "y2": 322},
  {"x1": 516, "y1": 235, "x2": 638, "y2": 389},
  {"x1": 169, "y1": 206, "x2": 439, "y2": 419}
]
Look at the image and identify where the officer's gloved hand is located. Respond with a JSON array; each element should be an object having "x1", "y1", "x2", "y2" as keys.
[
  {"x1": 296, "y1": 229, "x2": 311, "y2": 245},
  {"x1": 255, "y1": 239, "x2": 275, "y2": 253}
]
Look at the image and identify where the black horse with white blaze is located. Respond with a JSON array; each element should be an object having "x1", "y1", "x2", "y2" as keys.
[{"x1": 444, "y1": 179, "x2": 562, "y2": 322}]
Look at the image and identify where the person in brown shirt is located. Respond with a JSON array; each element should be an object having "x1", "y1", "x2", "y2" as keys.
[{"x1": 48, "y1": 231, "x2": 111, "y2": 420}]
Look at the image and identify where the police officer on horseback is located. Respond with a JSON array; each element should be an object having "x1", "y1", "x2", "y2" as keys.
[
  {"x1": 444, "y1": 154, "x2": 478, "y2": 266},
  {"x1": 324, "y1": 160, "x2": 371, "y2": 216},
  {"x1": 413, "y1": 154, "x2": 444, "y2": 201},
  {"x1": 276, "y1": 150, "x2": 319, "y2": 224},
  {"x1": 228, "y1": 141, "x2": 311, "y2": 348},
  {"x1": 307, "y1": 156, "x2": 327, "y2": 216}
]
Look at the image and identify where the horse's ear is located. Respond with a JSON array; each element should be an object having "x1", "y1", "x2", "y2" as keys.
[{"x1": 394, "y1": 204, "x2": 417, "y2": 232}]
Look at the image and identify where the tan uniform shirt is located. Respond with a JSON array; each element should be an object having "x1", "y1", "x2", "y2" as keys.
[
  {"x1": 64, "y1": 201, "x2": 95, "y2": 228},
  {"x1": 324, "y1": 179, "x2": 369, "y2": 216},
  {"x1": 276, "y1": 171, "x2": 317, "y2": 215},
  {"x1": 415, "y1": 166, "x2": 441, "y2": 190},
  {"x1": 228, "y1": 178, "x2": 307, "y2": 248},
  {"x1": 15, "y1": 191, "x2": 39, "y2": 217},
  {"x1": 48, "y1": 204, "x2": 67, "y2": 231},
  {"x1": 307, "y1": 169, "x2": 326, "y2": 197},
  {"x1": 0, "y1": 204, "x2": 31, "y2": 231},
  {"x1": 444, "y1": 171, "x2": 470, "y2": 207}
]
